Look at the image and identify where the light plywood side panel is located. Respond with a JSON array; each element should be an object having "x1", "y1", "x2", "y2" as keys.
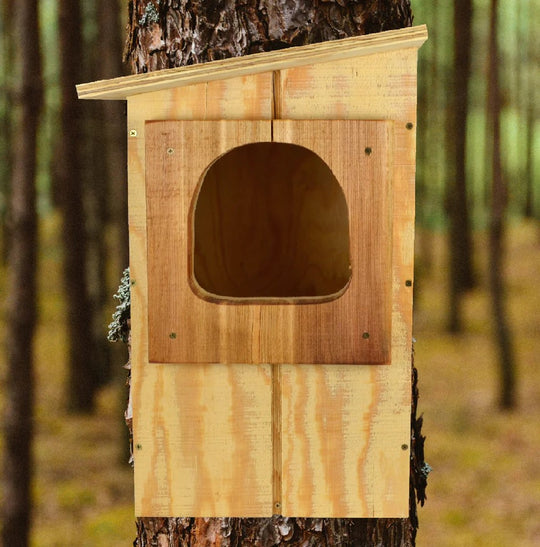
[
  {"x1": 129, "y1": 76, "x2": 275, "y2": 517},
  {"x1": 277, "y1": 49, "x2": 418, "y2": 516},
  {"x1": 128, "y1": 72, "x2": 274, "y2": 121},
  {"x1": 277, "y1": 49, "x2": 419, "y2": 123},
  {"x1": 135, "y1": 363, "x2": 273, "y2": 516}
]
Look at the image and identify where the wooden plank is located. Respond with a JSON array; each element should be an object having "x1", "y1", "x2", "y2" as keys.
[
  {"x1": 146, "y1": 119, "x2": 393, "y2": 365},
  {"x1": 134, "y1": 363, "x2": 273, "y2": 516},
  {"x1": 129, "y1": 74, "x2": 276, "y2": 517},
  {"x1": 128, "y1": 44, "x2": 420, "y2": 517},
  {"x1": 276, "y1": 49, "x2": 418, "y2": 517},
  {"x1": 77, "y1": 26, "x2": 427, "y2": 100},
  {"x1": 146, "y1": 119, "x2": 272, "y2": 365}
]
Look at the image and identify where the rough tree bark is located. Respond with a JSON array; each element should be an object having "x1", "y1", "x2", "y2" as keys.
[
  {"x1": 123, "y1": 1, "x2": 427, "y2": 544},
  {"x1": 1, "y1": 0, "x2": 42, "y2": 544},
  {"x1": 125, "y1": 0, "x2": 413, "y2": 72}
]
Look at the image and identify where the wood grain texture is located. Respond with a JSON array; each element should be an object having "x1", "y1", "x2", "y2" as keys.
[
  {"x1": 134, "y1": 363, "x2": 273, "y2": 516},
  {"x1": 125, "y1": 42, "x2": 420, "y2": 517},
  {"x1": 77, "y1": 25, "x2": 427, "y2": 100},
  {"x1": 192, "y1": 142, "x2": 351, "y2": 299},
  {"x1": 275, "y1": 49, "x2": 418, "y2": 517},
  {"x1": 146, "y1": 119, "x2": 393, "y2": 365},
  {"x1": 128, "y1": 75, "x2": 276, "y2": 517}
]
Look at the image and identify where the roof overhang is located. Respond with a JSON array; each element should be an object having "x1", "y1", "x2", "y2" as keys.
[{"x1": 77, "y1": 25, "x2": 427, "y2": 101}]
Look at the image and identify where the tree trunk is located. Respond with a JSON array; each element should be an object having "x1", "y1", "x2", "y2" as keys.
[
  {"x1": 125, "y1": 0, "x2": 413, "y2": 72},
  {"x1": 58, "y1": 0, "x2": 99, "y2": 412},
  {"x1": 446, "y1": 0, "x2": 475, "y2": 333},
  {"x1": 97, "y1": 0, "x2": 129, "y2": 271},
  {"x1": 124, "y1": 1, "x2": 427, "y2": 544},
  {"x1": 1, "y1": 0, "x2": 42, "y2": 544},
  {"x1": 486, "y1": 0, "x2": 516, "y2": 410},
  {"x1": 0, "y1": 0, "x2": 14, "y2": 262}
]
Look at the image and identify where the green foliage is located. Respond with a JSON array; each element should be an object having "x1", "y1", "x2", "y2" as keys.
[
  {"x1": 107, "y1": 267, "x2": 131, "y2": 344},
  {"x1": 414, "y1": 0, "x2": 540, "y2": 228}
]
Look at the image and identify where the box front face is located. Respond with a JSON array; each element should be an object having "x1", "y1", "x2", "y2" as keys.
[{"x1": 146, "y1": 119, "x2": 393, "y2": 365}]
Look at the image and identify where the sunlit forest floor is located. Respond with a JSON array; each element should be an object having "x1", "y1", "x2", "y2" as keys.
[
  {"x1": 414, "y1": 220, "x2": 540, "y2": 547},
  {"x1": 1, "y1": 216, "x2": 539, "y2": 546}
]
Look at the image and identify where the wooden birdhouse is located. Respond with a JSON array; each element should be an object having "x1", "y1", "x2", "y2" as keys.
[{"x1": 78, "y1": 25, "x2": 428, "y2": 519}]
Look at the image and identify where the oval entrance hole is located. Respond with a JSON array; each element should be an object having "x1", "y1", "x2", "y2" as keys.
[{"x1": 191, "y1": 142, "x2": 351, "y2": 302}]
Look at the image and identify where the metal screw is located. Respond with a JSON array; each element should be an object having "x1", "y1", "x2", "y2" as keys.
[
  {"x1": 406, "y1": 122, "x2": 414, "y2": 130},
  {"x1": 169, "y1": 332, "x2": 177, "y2": 339},
  {"x1": 136, "y1": 444, "x2": 143, "y2": 450},
  {"x1": 405, "y1": 280, "x2": 412, "y2": 287},
  {"x1": 167, "y1": 147, "x2": 175, "y2": 155},
  {"x1": 365, "y1": 146, "x2": 372, "y2": 156},
  {"x1": 362, "y1": 332, "x2": 370, "y2": 339},
  {"x1": 401, "y1": 444, "x2": 409, "y2": 451},
  {"x1": 129, "y1": 129, "x2": 137, "y2": 137}
]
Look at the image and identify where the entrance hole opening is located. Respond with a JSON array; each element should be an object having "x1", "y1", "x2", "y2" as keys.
[{"x1": 190, "y1": 142, "x2": 351, "y2": 302}]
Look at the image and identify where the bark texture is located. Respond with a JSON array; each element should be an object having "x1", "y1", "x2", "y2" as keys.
[
  {"x1": 125, "y1": 0, "x2": 413, "y2": 72},
  {"x1": 2, "y1": 0, "x2": 42, "y2": 544},
  {"x1": 124, "y1": 2, "x2": 427, "y2": 544}
]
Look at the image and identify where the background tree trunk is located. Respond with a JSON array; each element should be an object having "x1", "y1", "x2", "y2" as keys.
[
  {"x1": 486, "y1": 0, "x2": 516, "y2": 410},
  {"x1": 1, "y1": 0, "x2": 42, "y2": 544},
  {"x1": 0, "y1": 0, "x2": 14, "y2": 262},
  {"x1": 58, "y1": 0, "x2": 99, "y2": 412},
  {"x1": 446, "y1": 0, "x2": 475, "y2": 333},
  {"x1": 125, "y1": 1, "x2": 426, "y2": 544},
  {"x1": 97, "y1": 0, "x2": 129, "y2": 272}
]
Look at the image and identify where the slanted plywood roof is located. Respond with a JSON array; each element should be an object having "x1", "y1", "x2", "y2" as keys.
[{"x1": 77, "y1": 25, "x2": 427, "y2": 100}]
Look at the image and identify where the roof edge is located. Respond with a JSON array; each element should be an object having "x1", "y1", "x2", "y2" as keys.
[{"x1": 77, "y1": 25, "x2": 427, "y2": 100}]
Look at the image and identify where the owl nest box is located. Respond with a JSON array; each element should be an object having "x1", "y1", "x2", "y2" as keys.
[{"x1": 78, "y1": 25, "x2": 428, "y2": 519}]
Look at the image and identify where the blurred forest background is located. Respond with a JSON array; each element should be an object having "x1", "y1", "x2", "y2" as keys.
[{"x1": 0, "y1": 0, "x2": 539, "y2": 545}]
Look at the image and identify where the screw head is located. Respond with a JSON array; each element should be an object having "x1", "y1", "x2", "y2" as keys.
[
  {"x1": 129, "y1": 129, "x2": 137, "y2": 137},
  {"x1": 365, "y1": 146, "x2": 373, "y2": 156},
  {"x1": 362, "y1": 332, "x2": 370, "y2": 339},
  {"x1": 406, "y1": 122, "x2": 414, "y2": 130}
]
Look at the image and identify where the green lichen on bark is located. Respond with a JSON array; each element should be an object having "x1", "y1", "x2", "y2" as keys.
[
  {"x1": 138, "y1": 2, "x2": 160, "y2": 27},
  {"x1": 107, "y1": 267, "x2": 131, "y2": 343}
]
